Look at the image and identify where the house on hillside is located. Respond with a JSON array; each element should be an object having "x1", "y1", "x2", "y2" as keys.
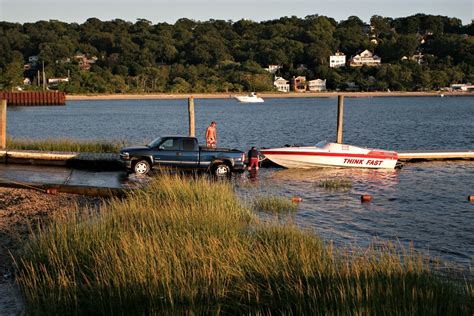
[
  {"x1": 28, "y1": 55, "x2": 39, "y2": 66},
  {"x1": 25, "y1": 55, "x2": 40, "y2": 70},
  {"x1": 307, "y1": 79, "x2": 327, "y2": 92},
  {"x1": 291, "y1": 76, "x2": 307, "y2": 92},
  {"x1": 296, "y1": 64, "x2": 308, "y2": 72},
  {"x1": 451, "y1": 83, "x2": 474, "y2": 91},
  {"x1": 274, "y1": 77, "x2": 290, "y2": 92},
  {"x1": 74, "y1": 54, "x2": 98, "y2": 71},
  {"x1": 48, "y1": 77, "x2": 69, "y2": 85},
  {"x1": 329, "y1": 51, "x2": 346, "y2": 68},
  {"x1": 349, "y1": 50, "x2": 381, "y2": 67},
  {"x1": 265, "y1": 65, "x2": 282, "y2": 74},
  {"x1": 401, "y1": 53, "x2": 426, "y2": 65}
]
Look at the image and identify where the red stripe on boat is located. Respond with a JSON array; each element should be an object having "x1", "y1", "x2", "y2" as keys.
[{"x1": 260, "y1": 151, "x2": 398, "y2": 160}]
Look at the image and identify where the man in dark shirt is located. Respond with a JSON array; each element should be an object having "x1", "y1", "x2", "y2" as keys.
[{"x1": 247, "y1": 146, "x2": 260, "y2": 171}]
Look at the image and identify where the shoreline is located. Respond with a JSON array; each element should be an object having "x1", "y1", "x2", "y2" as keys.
[
  {"x1": 66, "y1": 91, "x2": 473, "y2": 101},
  {"x1": 0, "y1": 187, "x2": 101, "y2": 315}
]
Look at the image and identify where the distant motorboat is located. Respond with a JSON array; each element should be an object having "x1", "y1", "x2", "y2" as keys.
[
  {"x1": 235, "y1": 92, "x2": 264, "y2": 103},
  {"x1": 261, "y1": 141, "x2": 399, "y2": 169}
]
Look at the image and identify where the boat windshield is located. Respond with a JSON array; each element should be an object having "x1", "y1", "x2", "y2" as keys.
[
  {"x1": 315, "y1": 140, "x2": 329, "y2": 148},
  {"x1": 147, "y1": 137, "x2": 162, "y2": 148}
]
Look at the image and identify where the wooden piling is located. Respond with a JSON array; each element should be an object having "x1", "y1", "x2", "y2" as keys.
[
  {"x1": 0, "y1": 99, "x2": 6, "y2": 149},
  {"x1": 337, "y1": 95, "x2": 344, "y2": 144},
  {"x1": 188, "y1": 96, "x2": 195, "y2": 137}
]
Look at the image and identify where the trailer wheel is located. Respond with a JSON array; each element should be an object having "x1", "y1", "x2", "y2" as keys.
[
  {"x1": 212, "y1": 163, "x2": 230, "y2": 177},
  {"x1": 133, "y1": 159, "x2": 151, "y2": 175}
]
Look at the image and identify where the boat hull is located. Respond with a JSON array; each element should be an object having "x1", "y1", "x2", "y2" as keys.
[
  {"x1": 261, "y1": 145, "x2": 398, "y2": 169},
  {"x1": 235, "y1": 97, "x2": 264, "y2": 103}
]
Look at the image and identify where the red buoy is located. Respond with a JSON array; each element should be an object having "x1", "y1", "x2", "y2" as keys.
[
  {"x1": 291, "y1": 196, "x2": 303, "y2": 203},
  {"x1": 46, "y1": 188, "x2": 58, "y2": 195},
  {"x1": 361, "y1": 194, "x2": 372, "y2": 203},
  {"x1": 468, "y1": 195, "x2": 474, "y2": 202}
]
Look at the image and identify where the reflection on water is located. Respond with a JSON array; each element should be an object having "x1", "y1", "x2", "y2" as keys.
[{"x1": 235, "y1": 161, "x2": 474, "y2": 269}]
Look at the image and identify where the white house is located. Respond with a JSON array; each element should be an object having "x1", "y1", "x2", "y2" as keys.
[
  {"x1": 451, "y1": 83, "x2": 474, "y2": 91},
  {"x1": 349, "y1": 50, "x2": 381, "y2": 67},
  {"x1": 401, "y1": 53, "x2": 425, "y2": 65},
  {"x1": 307, "y1": 79, "x2": 327, "y2": 92},
  {"x1": 273, "y1": 77, "x2": 290, "y2": 93},
  {"x1": 265, "y1": 64, "x2": 282, "y2": 74},
  {"x1": 330, "y1": 51, "x2": 346, "y2": 68},
  {"x1": 48, "y1": 77, "x2": 69, "y2": 85}
]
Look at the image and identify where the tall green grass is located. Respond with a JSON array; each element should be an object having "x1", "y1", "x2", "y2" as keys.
[
  {"x1": 253, "y1": 194, "x2": 298, "y2": 213},
  {"x1": 16, "y1": 175, "x2": 473, "y2": 314},
  {"x1": 7, "y1": 138, "x2": 124, "y2": 153},
  {"x1": 318, "y1": 178, "x2": 353, "y2": 190}
]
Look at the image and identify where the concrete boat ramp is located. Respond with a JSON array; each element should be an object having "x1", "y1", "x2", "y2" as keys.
[
  {"x1": 0, "y1": 164, "x2": 130, "y2": 197},
  {"x1": 0, "y1": 149, "x2": 121, "y2": 170}
]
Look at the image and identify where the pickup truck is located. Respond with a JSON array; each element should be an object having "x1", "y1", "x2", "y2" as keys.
[{"x1": 119, "y1": 136, "x2": 246, "y2": 176}]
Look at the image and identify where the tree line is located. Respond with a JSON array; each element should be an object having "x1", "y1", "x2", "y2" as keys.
[{"x1": 0, "y1": 14, "x2": 472, "y2": 93}]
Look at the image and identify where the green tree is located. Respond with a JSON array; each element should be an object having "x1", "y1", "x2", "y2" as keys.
[
  {"x1": 170, "y1": 77, "x2": 191, "y2": 92},
  {"x1": 0, "y1": 51, "x2": 24, "y2": 89}
]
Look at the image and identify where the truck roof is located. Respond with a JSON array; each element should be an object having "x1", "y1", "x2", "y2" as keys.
[{"x1": 161, "y1": 135, "x2": 198, "y2": 139}]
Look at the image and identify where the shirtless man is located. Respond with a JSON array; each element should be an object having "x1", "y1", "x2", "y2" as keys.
[{"x1": 205, "y1": 121, "x2": 217, "y2": 148}]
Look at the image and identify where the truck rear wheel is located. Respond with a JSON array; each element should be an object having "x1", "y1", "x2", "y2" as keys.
[
  {"x1": 213, "y1": 163, "x2": 230, "y2": 177},
  {"x1": 133, "y1": 159, "x2": 151, "y2": 175}
]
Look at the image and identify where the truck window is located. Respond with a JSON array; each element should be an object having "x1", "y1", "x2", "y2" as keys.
[
  {"x1": 159, "y1": 138, "x2": 180, "y2": 150},
  {"x1": 183, "y1": 139, "x2": 197, "y2": 151}
]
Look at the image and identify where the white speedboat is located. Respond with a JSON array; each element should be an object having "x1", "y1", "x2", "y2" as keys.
[
  {"x1": 235, "y1": 92, "x2": 264, "y2": 103},
  {"x1": 261, "y1": 141, "x2": 399, "y2": 169}
]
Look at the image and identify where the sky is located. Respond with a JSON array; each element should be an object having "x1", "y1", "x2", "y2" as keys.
[{"x1": 1, "y1": 0, "x2": 472, "y2": 25}]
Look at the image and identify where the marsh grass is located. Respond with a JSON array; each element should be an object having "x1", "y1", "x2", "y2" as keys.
[
  {"x1": 253, "y1": 194, "x2": 298, "y2": 213},
  {"x1": 318, "y1": 178, "x2": 353, "y2": 190},
  {"x1": 7, "y1": 138, "x2": 124, "y2": 153},
  {"x1": 15, "y1": 174, "x2": 473, "y2": 314}
]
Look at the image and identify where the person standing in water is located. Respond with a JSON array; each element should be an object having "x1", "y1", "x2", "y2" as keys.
[
  {"x1": 247, "y1": 146, "x2": 260, "y2": 171},
  {"x1": 205, "y1": 121, "x2": 217, "y2": 148}
]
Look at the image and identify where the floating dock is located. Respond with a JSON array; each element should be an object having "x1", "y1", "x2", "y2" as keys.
[
  {"x1": 398, "y1": 150, "x2": 474, "y2": 162},
  {"x1": 0, "y1": 91, "x2": 66, "y2": 106}
]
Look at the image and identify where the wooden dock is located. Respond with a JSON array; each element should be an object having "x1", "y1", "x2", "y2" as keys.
[{"x1": 398, "y1": 149, "x2": 474, "y2": 162}]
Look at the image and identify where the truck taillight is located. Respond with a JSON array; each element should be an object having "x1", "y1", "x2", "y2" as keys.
[{"x1": 242, "y1": 153, "x2": 246, "y2": 162}]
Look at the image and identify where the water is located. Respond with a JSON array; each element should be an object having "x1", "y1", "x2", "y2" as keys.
[{"x1": 6, "y1": 96, "x2": 474, "y2": 268}]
